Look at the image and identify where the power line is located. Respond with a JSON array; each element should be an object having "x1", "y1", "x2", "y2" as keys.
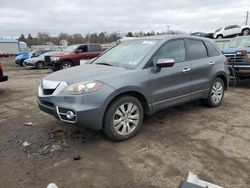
[{"x1": 246, "y1": 11, "x2": 249, "y2": 25}]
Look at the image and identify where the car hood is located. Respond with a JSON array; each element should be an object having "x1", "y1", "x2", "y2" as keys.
[
  {"x1": 25, "y1": 56, "x2": 42, "y2": 63},
  {"x1": 222, "y1": 47, "x2": 250, "y2": 54},
  {"x1": 44, "y1": 64, "x2": 130, "y2": 85},
  {"x1": 44, "y1": 51, "x2": 65, "y2": 56},
  {"x1": 15, "y1": 52, "x2": 30, "y2": 60},
  {"x1": 51, "y1": 52, "x2": 72, "y2": 57}
]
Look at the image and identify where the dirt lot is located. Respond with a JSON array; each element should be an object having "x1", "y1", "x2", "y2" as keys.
[{"x1": 0, "y1": 57, "x2": 250, "y2": 188}]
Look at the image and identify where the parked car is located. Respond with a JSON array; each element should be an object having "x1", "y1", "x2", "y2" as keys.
[
  {"x1": 38, "y1": 35, "x2": 230, "y2": 141},
  {"x1": 23, "y1": 51, "x2": 63, "y2": 69},
  {"x1": 191, "y1": 32, "x2": 214, "y2": 39},
  {"x1": 47, "y1": 44, "x2": 103, "y2": 71},
  {"x1": 214, "y1": 25, "x2": 250, "y2": 39},
  {"x1": 222, "y1": 36, "x2": 250, "y2": 79},
  {"x1": 15, "y1": 50, "x2": 50, "y2": 66},
  {"x1": 0, "y1": 63, "x2": 8, "y2": 82}
]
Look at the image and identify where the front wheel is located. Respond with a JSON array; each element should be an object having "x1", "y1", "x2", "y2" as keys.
[
  {"x1": 36, "y1": 61, "x2": 45, "y2": 69},
  {"x1": 204, "y1": 78, "x2": 225, "y2": 107},
  {"x1": 103, "y1": 96, "x2": 144, "y2": 141},
  {"x1": 60, "y1": 61, "x2": 73, "y2": 70}
]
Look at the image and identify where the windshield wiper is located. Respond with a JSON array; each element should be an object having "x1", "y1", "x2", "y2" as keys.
[{"x1": 96, "y1": 62, "x2": 113, "y2": 66}]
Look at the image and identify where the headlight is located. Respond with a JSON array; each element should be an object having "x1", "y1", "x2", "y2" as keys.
[
  {"x1": 50, "y1": 56, "x2": 60, "y2": 61},
  {"x1": 63, "y1": 81, "x2": 103, "y2": 95}
]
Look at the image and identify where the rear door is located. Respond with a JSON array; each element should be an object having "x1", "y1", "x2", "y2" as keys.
[
  {"x1": 87, "y1": 45, "x2": 102, "y2": 59},
  {"x1": 149, "y1": 39, "x2": 192, "y2": 112},
  {"x1": 186, "y1": 39, "x2": 215, "y2": 98}
]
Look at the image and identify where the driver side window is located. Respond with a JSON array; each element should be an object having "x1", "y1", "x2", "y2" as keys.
[
  {"x1": 153, "y1": 39, "x2": 186, "y2": 64},
  {"x1": 77, "y1": 45, "x2": 88, "y2": 53}
]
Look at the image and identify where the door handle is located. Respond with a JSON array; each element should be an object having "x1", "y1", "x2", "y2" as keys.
[
  {"x1": 182, "y1": 68, "x2": 191, "y2": 73},
  {"x1": 209, "y1": 62, "x2": 215, "y2": 66}
]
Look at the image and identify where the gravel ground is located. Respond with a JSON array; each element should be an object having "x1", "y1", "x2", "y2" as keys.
[{"x1": 0, "y1": 57, "x2": 250, "y2": 188}]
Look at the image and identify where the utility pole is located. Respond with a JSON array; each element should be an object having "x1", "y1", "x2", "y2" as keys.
[{"x1": 246, "y1": 11, "x2": 249, "y2": 25}]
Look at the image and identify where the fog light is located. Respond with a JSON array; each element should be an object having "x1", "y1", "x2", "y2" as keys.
[{"x1": 66, "y1": 111, "x2": 75, "y2": 119}]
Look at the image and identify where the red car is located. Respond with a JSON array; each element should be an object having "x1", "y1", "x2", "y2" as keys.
[
  {"x1": 47, "y1": 44, "x2": 103, "y2": 71},
  {"x1": 0, "y1": 63, "x2": 8, "y2": 82}
]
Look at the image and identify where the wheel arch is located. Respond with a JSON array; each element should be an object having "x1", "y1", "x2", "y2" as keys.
[
  {"x1": 102, "y1": 89, "x2": 151, "y2": 128},
  {"x1": 213, "y1": 73, "x2": 228, "y2": 90}
]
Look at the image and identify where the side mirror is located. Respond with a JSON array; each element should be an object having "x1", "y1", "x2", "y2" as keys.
[{"x1": 156, "y1": 58, "x2": 175, "y2": 68}]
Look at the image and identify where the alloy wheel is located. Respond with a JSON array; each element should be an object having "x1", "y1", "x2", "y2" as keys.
[
  {"x1": 211, "y1": 81, "x2": 223, "y2": 104},
  {"x1": 113, "y1": 102, "x2": 139, "y2": 136}
]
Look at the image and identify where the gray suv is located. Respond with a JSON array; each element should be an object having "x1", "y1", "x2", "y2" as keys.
[{"x1": 38, "y1": 35, "x2": 230, "y2": 141}]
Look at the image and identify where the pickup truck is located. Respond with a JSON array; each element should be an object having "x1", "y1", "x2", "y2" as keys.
[
  {"x1": 0, "y1": 63, "x2": 8, "y2": 82},
  {"x1": 222, "y1": 36, "x2": 250, "y2": 79},
  {"x1": 47, "y1": 44, "x2": 103, "y2": 71}
]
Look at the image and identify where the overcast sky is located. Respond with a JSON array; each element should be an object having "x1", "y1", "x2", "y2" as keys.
[{"x1": 0, "y1": 0, "x2": 249, "y2": 37}]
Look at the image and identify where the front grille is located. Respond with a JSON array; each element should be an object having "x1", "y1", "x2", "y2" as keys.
[
  {"x1": 224, "y1": 54, "x2": 247, "y2": 63},
  {"x1": 44, "y1": 56, "x2": 51, "y2": 66},
  {"x1": 43, "y1": 89, "x2": 56, "y2": 95},
  {"x1": 40, "y1": 100, "x2": 54, "y2": 108}
]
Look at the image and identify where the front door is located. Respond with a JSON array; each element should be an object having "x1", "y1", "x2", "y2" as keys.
[{"x1": 149, "y1": 39, "x2": 192, "y2": 112}]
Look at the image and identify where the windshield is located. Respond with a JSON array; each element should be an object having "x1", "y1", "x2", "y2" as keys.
[
  {"x1": 215, "y1": 28, "x2": 222, "y2": 32},
  {"x1": 227, "y1": 37, "x2": 250, "y2": 48},
  {"x1": 64, "y1": 45, "x2": 78, "y2": 52},
  {"x1": 93, "y1": 40, "x2": 158, "y2": 68}
]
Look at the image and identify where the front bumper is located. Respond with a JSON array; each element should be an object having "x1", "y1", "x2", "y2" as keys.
[
  {"x1": 228, "y1": 64, "x2": 250, "y2": 77},
  {"x1": 23, "y1": 61, "x2": 35, "y2": 68},
  {"x1": 37, "y1": 81, "x2": 115, "y2": 130},
  {"x1": 0, "y1": 75, "x2": 8, "y2": 82}
]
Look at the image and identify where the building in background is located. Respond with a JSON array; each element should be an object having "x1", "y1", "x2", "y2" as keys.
[{"x1": 0, "y1": 39, "x2": 28, "y2": 55}]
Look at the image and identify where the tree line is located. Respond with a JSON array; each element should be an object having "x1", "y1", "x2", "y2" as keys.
[{"x1": 18, "y1": 30, "x2": 184, "y2": 47}]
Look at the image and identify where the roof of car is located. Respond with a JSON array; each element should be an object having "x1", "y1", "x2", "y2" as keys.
[{"x1": 126, "y1": 34, "x2": 214, "y2": 42}]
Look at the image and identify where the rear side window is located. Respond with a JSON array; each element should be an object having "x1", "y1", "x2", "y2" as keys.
[
  {"x1": 88, "y1": 45, "x2": 101, "y2": 52},
  {"x1": 188, "y1": 39, "x2": 208, "y2": 60},
  {"x1": 153, "y1": 39, "x2": 186, "y2": 63},
  {"x1": 204, "y1": 41, "x2": 220, "y2": 57}
]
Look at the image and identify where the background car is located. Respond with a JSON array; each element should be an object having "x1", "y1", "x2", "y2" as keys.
[
  {"x1": 23, "y1": 50, "x2": 63, "y2": 69},
  {"x1": 38, "y1": 35, "x2": 229, "y2": 141},
  {"x1": 190, "y1": 32, "x2": 214, "y2": 39},
  {"x1": 214, "y1": 25, "x2": 250, "y2": 39},
  {"x1": 48, "y1": 44, "x2": 103, "y2": 71},
  {"x1": 222, "y1": 36, "x2": 250, "y2": 80},
  {"x1": 0, "y1": 63, "x2": 8, "y2": 82},
  {"x1": 15, "y1": 50, "x2": 51, "y2": 66}
]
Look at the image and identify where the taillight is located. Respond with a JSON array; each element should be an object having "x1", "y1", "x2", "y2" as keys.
[{"x1": 0, "y1": 63, "x2": 2, "y2": 72}]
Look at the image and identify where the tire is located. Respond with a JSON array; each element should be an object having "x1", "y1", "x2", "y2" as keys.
[
  {"x1": 19, "y1": 60, "x2": 24, "y2": 67},
  {"x1": 103, "y1": 96, "x2": 144, "y2": 141},
  {"x1": 204, "y1": 78, "x2": 225, "y2": 107},
  {"x1": 60, "y1": 61, "x2": 73, "y2": 70},
  {"x1": 36, "y1": 61, "x2": 45, "y2": 69},
  {"x1": 216, "y1": 35, "x2": 223, "y2": 39},
  {"x1": 242, "y1": 28, "x2": 250, "y2": 36}
]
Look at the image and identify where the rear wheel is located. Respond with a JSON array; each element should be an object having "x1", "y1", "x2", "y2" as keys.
[
  {"x1": 36, "y1": 61, "x2": 45, "y2": 69},
  {"x1": 242, "y1": 28, "x2": 250, "y2": 36},
  {"x1": 216, "y1": 35, "x2": 223, "y2": 39},
  {"x1": 204, "y1": 78, "x2": 225, "y2": 107},
  {"x1": 103, "y1": 96, "x2": 144, "y2": 141},
  {"x1": 60, "y1": 61, "x2": 73, "y2": 70}
]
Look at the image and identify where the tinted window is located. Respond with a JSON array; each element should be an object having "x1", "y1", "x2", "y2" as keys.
[
  {"x1": 89, "y1": 45, "x2": 101, "y2": 52},
  {"x1": 153, "y1": 40, "x2": 186, "y2": 64},
  {"x1": 204, "y1": 41, "x2": 220, "y2": 57},
  {"x1": 225, "y1": 26, "x2": 232, "y2": 30},
  {"x1": 188, "y1": 40, "x2": 208, "y2": 60},
  {"x1": 77, "y1": 45, "x2": 88, "y2": 53}
]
